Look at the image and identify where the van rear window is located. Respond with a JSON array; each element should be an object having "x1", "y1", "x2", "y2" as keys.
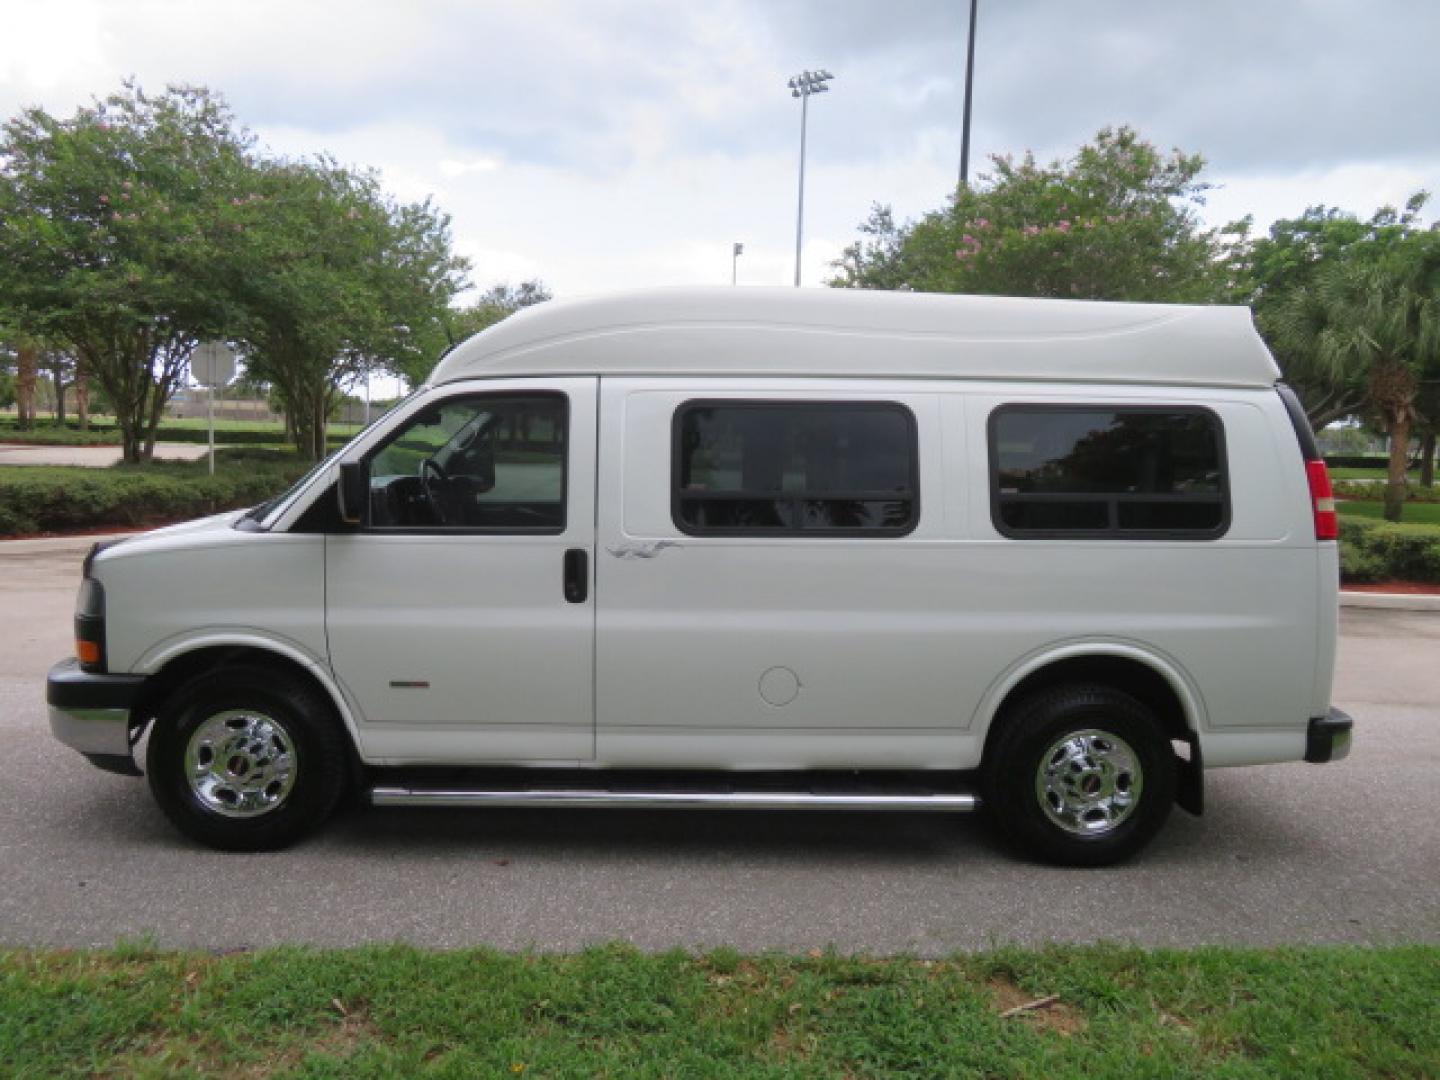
[
  {"x1": 989, "y1": 406, "x2": 1228, "y2": 539},
  {"x1": 673, "y1": 401, "x2": 918, "y2": 536}
]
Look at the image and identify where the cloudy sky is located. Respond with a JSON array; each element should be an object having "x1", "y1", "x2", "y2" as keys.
[{"x1": 3, "y1": 0, "x2": 1437, "y2": 301}]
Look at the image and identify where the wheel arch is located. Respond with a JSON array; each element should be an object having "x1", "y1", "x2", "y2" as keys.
[
  {"x1": 975, "y1": 642, "x2": 1206, "y2": 772},
  {"x1": 131, "y1": 634, "x2": 364, "y2": 770}
]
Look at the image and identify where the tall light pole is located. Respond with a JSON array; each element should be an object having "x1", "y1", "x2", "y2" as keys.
[
  {"x1": 788, "y1": 69, "x2": 833, "y2": 287},
  {"x1": 732, "y1": 241, "x2": 744, "y2": 285},
  {"x1": 958, "y1": 0, "x2": 979, "y2": 189}
]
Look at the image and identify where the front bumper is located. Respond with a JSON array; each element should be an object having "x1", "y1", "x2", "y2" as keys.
[
  {"x1": 1305, "y1": 707, "x2": 1354, "y2": 764},
  {"x1": 47, "y1": 658, "x2": 147, "y2": 776}
]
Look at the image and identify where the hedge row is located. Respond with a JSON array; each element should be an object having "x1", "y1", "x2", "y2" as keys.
[
  {"x1": 0, "y1": 426, "x2": 122, "y2": 446},
  {"x1": 1339, "y1": 518, "x2": 1440, "y2": 584},
  {"x1": 1324, "y1": 454, "x2": 1390, "y2": 470},
  {"x1": 0, "y1": 456, "x2": 307, "y2": 536},
  {"x1": 1334, "y1": 480, "x2": 1440, "y2": 503}
]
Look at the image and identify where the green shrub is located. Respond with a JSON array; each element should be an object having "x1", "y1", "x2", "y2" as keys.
[
  {"x1": 1339, "y1": 537, "x2": 1388, "y2": 583},
  {"x1": 0, "y1": 452, "x2": 309, "y2": 536},
  {"x1": 0, "y1": 425, "x2": 123, "y2": 446},
  {"x1": 1324, "y1": 454, "x2": 1390, "y2": 470},
  {"x1": 1339, "y1": 518, "x2": 1440, "y2": 584},
  {"x1": 1334, "y1": 480, "x2": 1440, "y2": 504}
]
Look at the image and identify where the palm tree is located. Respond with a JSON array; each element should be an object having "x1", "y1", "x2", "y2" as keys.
[{"x1": 1276, "y1": 245, "x2": 1440, "y2": 522}]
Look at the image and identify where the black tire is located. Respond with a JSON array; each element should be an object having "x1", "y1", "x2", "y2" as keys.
[
  {"x1": 982, "y1": 685, "x2": 1176, "y2": 867},
  {"x1": 146, "y1": 664, "x2": 349, "y2": 851}
]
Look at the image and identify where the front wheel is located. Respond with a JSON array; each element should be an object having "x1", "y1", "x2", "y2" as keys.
[
  {"x1": 146, "y1": 665, "x2": 349, "y2": 851},
  {"x1": 983, "y1": 685, "x2": 1176, "y2": 866}
]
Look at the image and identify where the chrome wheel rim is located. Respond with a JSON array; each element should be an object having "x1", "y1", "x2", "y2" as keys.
[
  {"x1": 184, "y1": 710, "x2": 298, "y2": 819},
  {"x1": 1035, "y1": 728, "x2": 1143, "y2": 836}
]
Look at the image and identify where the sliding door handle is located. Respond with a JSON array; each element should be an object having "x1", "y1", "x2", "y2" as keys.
[{"x1": 563, "y1": 548, "x2": 588, "y2": 604}]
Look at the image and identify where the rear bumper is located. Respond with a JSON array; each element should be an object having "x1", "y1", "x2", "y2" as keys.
[
  {"x1": 46, "y1": 658, "x2": 146, "y2": 776},
  {"x1": 1305, "y1": 707, "x2": 1353, "y2": 764}
]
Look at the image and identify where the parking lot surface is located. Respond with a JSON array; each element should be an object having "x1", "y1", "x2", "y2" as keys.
[{"x1": 2, "y1": 537, "x2": 1436, "y2": 953}]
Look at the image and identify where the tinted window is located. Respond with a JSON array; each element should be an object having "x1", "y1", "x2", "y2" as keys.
[
  {"x1": 991, "y1": 407, "x2": 1227, "y2": 538},
  {"x1": 674, "y1": 402, "x2": 918, "y2": 535},
  {"x1": 368, "y1": 393, "x2": 566, "y2": 531}
]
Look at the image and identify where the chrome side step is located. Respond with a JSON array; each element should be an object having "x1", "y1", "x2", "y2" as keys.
[{"x1": 370, "y1": 786, "x2": 980, "y2": 813}]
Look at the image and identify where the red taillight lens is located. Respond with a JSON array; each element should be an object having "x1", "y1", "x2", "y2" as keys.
[{"x1": 1306, "y1": 460, "x2": 1338, "y2": 541}]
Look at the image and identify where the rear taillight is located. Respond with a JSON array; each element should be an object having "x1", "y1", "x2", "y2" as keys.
[{"x1": 1306, "y1": 460, "x2": 1338, "y2": 541}]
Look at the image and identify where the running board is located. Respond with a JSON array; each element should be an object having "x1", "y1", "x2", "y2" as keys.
[{"x1": 370, "y1": 786, "x2": 980, "y2": 813}]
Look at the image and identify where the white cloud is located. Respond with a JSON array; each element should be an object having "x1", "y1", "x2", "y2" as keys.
[
  {"x1": 0, "y1": 0, "x2": 107, "y2": 106},
  {"x1": 438, "y1": 157, "x2": 502, "y2": 180},
  {"x1": 1199, "y1": 162, "x2": 1440, "y2": 235},
  {"x1": 1, "y1": 0, "x2": 1437, "y2": 304}
]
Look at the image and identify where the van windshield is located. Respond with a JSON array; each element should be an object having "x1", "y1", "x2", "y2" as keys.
[{"x1": 237, "y1": 388, "x2": 428, "y2": 529}]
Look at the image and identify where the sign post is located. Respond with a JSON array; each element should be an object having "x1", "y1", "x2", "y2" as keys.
[{"x1": 191, "y1": 342, "x2": 236, "y2": 476}]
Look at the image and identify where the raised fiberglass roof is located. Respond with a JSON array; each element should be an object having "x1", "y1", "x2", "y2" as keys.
[{"x1": 425, "y1": 287, "x2": 1280, "y2": 389}]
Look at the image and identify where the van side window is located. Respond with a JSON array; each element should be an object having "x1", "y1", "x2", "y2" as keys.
[
  {"x1": 673, "y1": 401, "x2": 918, "y2": 536},
  {"x1": 366, "y1": 393, "x2": 567, "y2": 532},
  {"x1": 990, "y1": 406, "x2": 1228, "y2": 538}
]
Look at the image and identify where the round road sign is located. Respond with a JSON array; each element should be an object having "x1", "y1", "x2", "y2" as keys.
[{"x1": 191, "y1": 342, "x2": 236, "y2": 387}]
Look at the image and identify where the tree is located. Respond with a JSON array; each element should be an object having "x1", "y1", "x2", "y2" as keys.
[
  {"x1": 231, "y1": 159, "x2": 469, "y2": 459},
  {"x1": 831, "y1": 126, "x2": 1228, "y2": 303},
  {"x1": 1239, "y1": 196, "x2": 1431, "y2": 428},
  {"x1": 378, "y1": 280, "x2": 553, "y2": 388},
  {"x1": 1272, "y1": 233, "x2": 1440, "y2": 521},
  {"x1": 0, "y1": 82, "x2": 252, "y2": 460},
  {"x1": 1414, "y1": 381, "x2": 1439, "y2": 488}
]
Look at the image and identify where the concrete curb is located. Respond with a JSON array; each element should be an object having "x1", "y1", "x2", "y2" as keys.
[{"x1": 1340, "y1": 591, "x2": 1440, "y2": 612}]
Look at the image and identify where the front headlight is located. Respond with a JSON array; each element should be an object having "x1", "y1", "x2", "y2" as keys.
[{"x1": 75, "y1": 576, "x2": 106, "y2": 672}]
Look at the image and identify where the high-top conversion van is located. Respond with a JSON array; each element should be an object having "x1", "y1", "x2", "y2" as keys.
[{"x1": 47, "y1": 288, "x2": 1352, "y2": 865}]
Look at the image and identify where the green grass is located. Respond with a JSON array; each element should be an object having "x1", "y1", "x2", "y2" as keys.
[
  {"x1": 1337, "y1": 500, "x2": 1440, "y2": 527},
  {"x1": 155, "y1": 416, "x2": 364, "y2": 436},
  {"x1": 1, "y1": 944, "x2": 1434, "y2": 1078},
  {"x1": 1328, "y1": 466, "x2": 1422, "y2": 481},
  {"x1": 1, "y1": 416, "x2": 360, "y2": 448}
]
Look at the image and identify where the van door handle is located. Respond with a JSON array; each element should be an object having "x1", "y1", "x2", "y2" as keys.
[{"x1": 563, "y1": 549, "x2": 588, "y2": 604}]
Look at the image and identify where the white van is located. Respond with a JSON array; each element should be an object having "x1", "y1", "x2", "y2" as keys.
[{"x1": 47, "y1": 288, "x2": 1352, "y2": 865}]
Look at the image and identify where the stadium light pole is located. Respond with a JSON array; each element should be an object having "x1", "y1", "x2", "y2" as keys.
[
  {"x1": 958, "y1": 0, "x2": 979, "y2": 189},
  {"x1": 788, "y1": 69, "x2": 833, "y2": 287}
]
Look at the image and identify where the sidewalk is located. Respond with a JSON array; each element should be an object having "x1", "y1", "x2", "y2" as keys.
[{"x1": 0, "y1": 443, "x2": 209, "y2": 467}]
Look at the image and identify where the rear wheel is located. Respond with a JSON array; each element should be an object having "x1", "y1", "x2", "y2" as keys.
[
  {"x1": 146, "y1": 664, "x2": 348, "y2": 851},
  {"x1": 983, "y1": 685, "x2": 1176, "y2": 866}
]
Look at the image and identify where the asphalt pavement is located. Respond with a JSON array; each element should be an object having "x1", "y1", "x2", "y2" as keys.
[{"x1": 1, "y1": 537, "x2": 1436, "y2": 954}]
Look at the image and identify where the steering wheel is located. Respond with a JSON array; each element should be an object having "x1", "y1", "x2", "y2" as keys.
[{"x1": 420, "y1": 457, "x2": 449, "y2": 525}]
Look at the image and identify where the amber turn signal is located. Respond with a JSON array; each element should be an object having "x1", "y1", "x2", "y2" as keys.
[{"x1": 76, "y1": 639, "x2": 102, "y2": 666}]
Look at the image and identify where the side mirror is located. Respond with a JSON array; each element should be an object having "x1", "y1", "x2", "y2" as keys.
[{"x1": 338, "y1": 462, "x2": 367, "y2": 525}]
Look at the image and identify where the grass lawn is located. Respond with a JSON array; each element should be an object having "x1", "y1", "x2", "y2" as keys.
[
  {"x1": 1, "y1": 943, "x2": 1434, "y2": 1078},
  {"x1": 1329, "y1": 467, "x2": 1422, "y2": 481},
  {"x1": 157, "y1": 416, "x2": 364, "y2": 436},
  {"x1": 1337, "y1": 500, "x2": 1440, "y2": 527}
]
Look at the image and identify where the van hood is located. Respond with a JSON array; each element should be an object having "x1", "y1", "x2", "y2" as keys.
[{"x1": 92, "y1": 510, "x2": 247, "y2": 564}]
